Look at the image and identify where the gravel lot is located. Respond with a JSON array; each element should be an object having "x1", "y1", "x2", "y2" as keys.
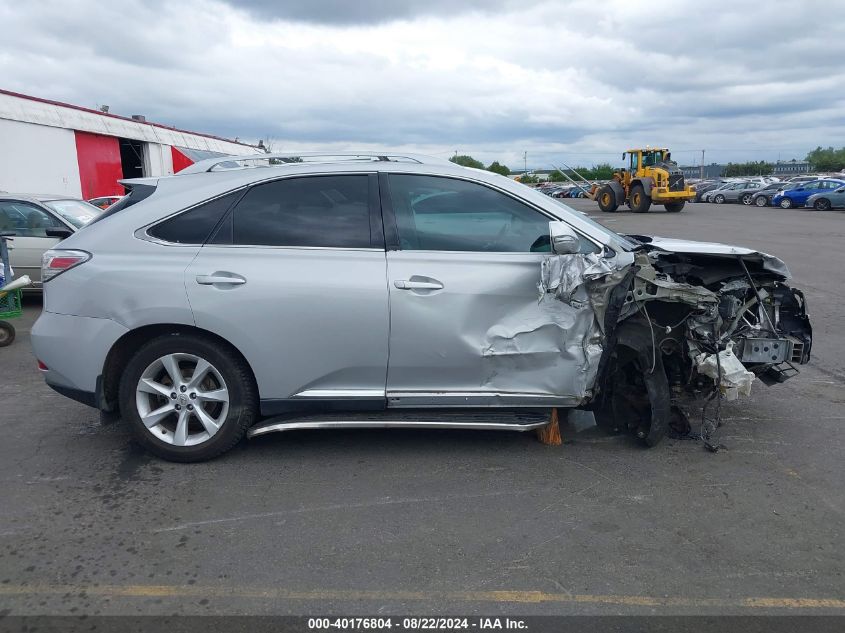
[{"x1": 1, "y1": 201, "x2": 843, "y2": 616}]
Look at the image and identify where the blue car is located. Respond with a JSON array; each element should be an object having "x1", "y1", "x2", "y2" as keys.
[{"x1": 772, "y1": 179, "x2": 845, "y2": 209}]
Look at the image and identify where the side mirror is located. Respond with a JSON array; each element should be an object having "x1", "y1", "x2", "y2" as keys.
[
  {"x1": 46, "y1": 227, "x2": 73, "y2": 239},
  {"x1": 549, "y1": 221, "x2": 581, "y2": 255}
]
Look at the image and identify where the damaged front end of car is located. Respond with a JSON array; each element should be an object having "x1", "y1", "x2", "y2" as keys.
[{"x1": 540, "y1": 235, "x2": 812, "y2": 448}]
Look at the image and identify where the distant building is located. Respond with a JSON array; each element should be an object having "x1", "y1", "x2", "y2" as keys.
[
  {"x1": 772, "y1": 159, "x2": 812, "y2": 175},
  {"x1": 680, "y1": 163, "x2": 725, "y2": 180},
  {"x1": 0, "y1": 89, "x2": 259, "y2": 199}
]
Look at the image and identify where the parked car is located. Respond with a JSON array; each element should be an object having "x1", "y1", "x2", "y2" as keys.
[
  {"x1": 751, "y1": 181, "x2": 791, "y2": 207},
  {"x1": 771, "y1": 179, "x2": 845, "y2": 209},
  {"x1": 692, "y1": 180, "x2": 723, "y2": 202},
  {"x1": 785, "y1": 176, "x2": 817, "y2": 185},
  {"x1": 716, "y1": 181, "x2": 763, "y2": 204},
  {"x1": 87, "y1": 195, "x2": 124, "y2": 210},
  {"x1": 0, "y1": 194, "x2": 100, "y2": 287},
  {"x1": 706, "y1": 181, "x2": 750, "y2": 203},
  {"x1": 31, "y1": 152, "x2": 812, "y2": 462},
  {"x1": 805, "y1": 184, "x2": 845, "y2": 210}
]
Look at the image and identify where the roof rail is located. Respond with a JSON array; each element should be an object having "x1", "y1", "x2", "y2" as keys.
[{"x1": 177, "y1": 151, "x2": 453, "y2": 175}]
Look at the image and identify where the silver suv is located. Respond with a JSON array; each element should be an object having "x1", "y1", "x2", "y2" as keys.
[{"x1": 32, "y1": 153, "x2": 812, "y2": 462}]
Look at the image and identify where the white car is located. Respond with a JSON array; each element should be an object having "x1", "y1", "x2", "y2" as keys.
[{"x1": 0, "y1": 194, "x2": 101, "y2": 288}]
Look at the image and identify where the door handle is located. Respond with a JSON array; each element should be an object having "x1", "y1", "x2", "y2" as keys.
[
  {"x1": 196, "y1": 273, "x2": 246, "y2": 286},
  {"x1": 394, "y1": 279, "x2": 444, "y2": 290}
]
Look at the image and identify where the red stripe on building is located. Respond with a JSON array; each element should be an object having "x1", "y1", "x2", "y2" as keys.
[
  {"x1": 74, "y1": 131, "x2": 124, "y2": 199},
  {"x1": 171, "y1": 147, "x2": 195, "y2": 173}
]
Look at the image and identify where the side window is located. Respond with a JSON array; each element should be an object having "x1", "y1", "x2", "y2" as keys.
[
  {"x1": 387, "y1": 174, "x2": 598, "y2": 254},
  {"x1": 230, "y1": 175, "x2": 372, "y2": 248},
  {"x1": 148, "y1": 190, "x2": 241, "y2": 244},
  {"x1": 0, "y1": 202, "x2": 63, "y2": 237}
]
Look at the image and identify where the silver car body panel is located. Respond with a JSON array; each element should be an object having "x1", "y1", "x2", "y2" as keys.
[{"x1": 185, "y1": 245, "x2": 389, "y2": 400}]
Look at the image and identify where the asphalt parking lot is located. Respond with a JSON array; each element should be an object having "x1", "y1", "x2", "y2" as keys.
[{"x1": 1, "y1": 201, "x2": 843, "y2": 616}]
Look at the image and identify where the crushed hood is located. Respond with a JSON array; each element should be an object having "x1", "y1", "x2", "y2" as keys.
[{"x1": 628, "y1": 235, "x2": 791, "y2": 279}]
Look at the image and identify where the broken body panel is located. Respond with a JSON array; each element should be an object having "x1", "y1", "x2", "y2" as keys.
[{"x1": 536, "y1": 233, "x2": 811, "y2": 443}]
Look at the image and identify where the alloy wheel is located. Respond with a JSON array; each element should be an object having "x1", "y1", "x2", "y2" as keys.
[{"x1": 135, "y1": 353, "x2": 230, "y2": 446}]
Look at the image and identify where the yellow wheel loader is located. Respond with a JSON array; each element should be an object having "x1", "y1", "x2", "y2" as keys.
[{"x1": 595, "y1": 148, "x2": 696, "y2": 213}]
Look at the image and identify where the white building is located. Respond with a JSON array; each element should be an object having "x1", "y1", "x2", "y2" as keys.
[{"x1": 0, "y1": 89, "x2": 260, "y2": 199}]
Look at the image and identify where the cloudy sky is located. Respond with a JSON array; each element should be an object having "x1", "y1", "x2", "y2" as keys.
[{"x1": 1, "y1": 0, "x2": 843, "y2": 169}]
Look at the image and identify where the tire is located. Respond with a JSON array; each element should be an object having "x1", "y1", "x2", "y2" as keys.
[
  {"x1": 741, "y1": 193, "x2": 753, "y2": 205},
  {"x1": 593, "y1": 343, "x2": 670, "y2": 447},
  {"x1": 754, "y1": 195, "x2": 769, "y2": 207},
  {"x1": 118, "y1": 333, "x2": 257, "y2": 462},
  {"x1": 713, "y1": 194, "x2": 725, "y2": 204},
  {"x1": 814, "y1": 198, "x2": 831, "y2": 211},
  {"x1": 597, "y1": 186, "x2": 618, "y2": 212},
  {"x1": 628, "y1": 185, "x2": 651, "y2": 213},
  {"x1": 779, "y1": 197, "x2": 793, "y2": 209},
  {"x1": 664, "y1": 201, "x2": 685, "y2": 212},
  {"x1": 0, "y1": 321, "x2": 15, "y2": 347}
]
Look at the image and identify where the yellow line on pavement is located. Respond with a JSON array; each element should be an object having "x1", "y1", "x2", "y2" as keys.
[{"x1": 0, "y1": 584, "x2": 844, "y2": 609}]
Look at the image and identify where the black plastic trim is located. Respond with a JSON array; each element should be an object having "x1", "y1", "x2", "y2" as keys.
[{"x1": 47, "y1": 383, "x2": 97, "y2": 408}]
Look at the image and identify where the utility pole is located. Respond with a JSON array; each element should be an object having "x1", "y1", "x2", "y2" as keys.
[
  {"x1": 523, "y1": 151, "x2": 528, "y2": 176},
  {"x1": 700, "y1": 149, "x2": 705, "y2": 180}
]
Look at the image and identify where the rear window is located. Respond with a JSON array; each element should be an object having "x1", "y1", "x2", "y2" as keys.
[
  {"x1": 226, "y1": 175, "x2": 373, "y2": 248},
  {"x1": 148, "y1": 190, "x2": 242, "y2": 244}
]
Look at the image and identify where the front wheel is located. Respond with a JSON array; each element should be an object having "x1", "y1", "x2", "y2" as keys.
[
  {"x1": 118, "y1": 334, "x2": 257, "y2": 462},
  {"x1": 814, "y1": 198, "x2": 831, "y2": 211},
  {"x1": 597, "y1": 186, "x2": 618, "y2": 212},
  {"x1": 779, "y1": 197, "x2": 793, "y2": 209},
  {"x1": 593, "y1": 344, "x2": 670, "y2": 447},
  {"x1": 713, "y1": 194, "x2": 725, "y2": 204},
  {"x1": 629, "y1": 185, "x2": 651, "y2": 213},
  {"x1": 664, "y1": 201, "x2": 685, "y2": 212}
]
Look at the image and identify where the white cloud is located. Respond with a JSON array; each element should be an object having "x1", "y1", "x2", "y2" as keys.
[{"x1": 0, "y1": 0, "x2": 843, "y2": 169}]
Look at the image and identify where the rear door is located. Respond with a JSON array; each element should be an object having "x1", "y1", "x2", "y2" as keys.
[
  {"x1": 0, "y1": 200, "x2": 66, "y2": 284},
  {"x1": 184, "y1": 173, "x2": 389, "y2": 411},
  {"x1": 381, "y1": 173, "x2": 601, "y2": 408}
]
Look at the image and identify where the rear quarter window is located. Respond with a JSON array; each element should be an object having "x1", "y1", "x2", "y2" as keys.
[{"x1": 148, "y1": 190, "x2": 242, "y2": 244}]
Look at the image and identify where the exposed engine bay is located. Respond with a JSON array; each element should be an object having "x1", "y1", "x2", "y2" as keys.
[{"x1": 539, "y1": 235, "x2": 812, "y2": 449}]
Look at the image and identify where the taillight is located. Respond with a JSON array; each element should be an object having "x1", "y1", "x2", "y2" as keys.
[{"x1": 41, "y1": 249, "x2": 91, "y2": 282}]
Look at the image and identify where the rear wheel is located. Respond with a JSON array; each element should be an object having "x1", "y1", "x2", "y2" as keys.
[
  {"x1": 779, "y1": 197, "x2": 793, "y2": 209},
  {"x1": 597, "y1": 186, "x2": 618, "y2": 212},
  {"x1": 741, "y1": 193, "x2": 753, "y2": 205},
  {"x1": 0, "y1": 321, "x2": 15, "y2": 347},
  {"x1": 713, "y1": 193, "x2": 725, "y2": 204},
  {"x1": 754, "y1": 195, "x2": 769, "y2": 207},
  {"x1": 814, "y1": 198, "x2": 831, "y2": 210},
  {"x1": 664, "y1": 201, "x2": 685, "y2": 212},
  {"x1": 118, "y1": 334, "x2": 257, "y2": 462},
  {"x1": 629, "y1": 185, "x2": 651, "y2": 213}
]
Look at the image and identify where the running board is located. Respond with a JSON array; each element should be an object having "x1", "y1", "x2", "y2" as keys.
[{"x1": 247, "y1": 409, "x2": 552, "y2": 439}]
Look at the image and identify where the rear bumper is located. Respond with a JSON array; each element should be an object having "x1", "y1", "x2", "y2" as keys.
[{"x1": 31, "y1": 311, "x2": 128, "y2": 406}]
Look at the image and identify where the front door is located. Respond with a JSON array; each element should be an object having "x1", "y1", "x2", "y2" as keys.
[
  {"x1": 382, "y1": 173, "x2": 600, "y2": 408},
  {"x1": 184, "y1": 173, "x2": 389, "y2": 412}
]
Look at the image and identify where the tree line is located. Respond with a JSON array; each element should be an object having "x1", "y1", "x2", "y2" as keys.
[
  {"x1": 450, "y1": 147, "x2": 845, "y2": 181},
  {"x1": 449, "y1": 155, "x2": 615, "y2": 181}
]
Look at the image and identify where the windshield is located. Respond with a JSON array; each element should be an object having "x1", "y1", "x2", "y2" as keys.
[{"x1": 43, "y1": 199, "x2": 101, "y2": 228}]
